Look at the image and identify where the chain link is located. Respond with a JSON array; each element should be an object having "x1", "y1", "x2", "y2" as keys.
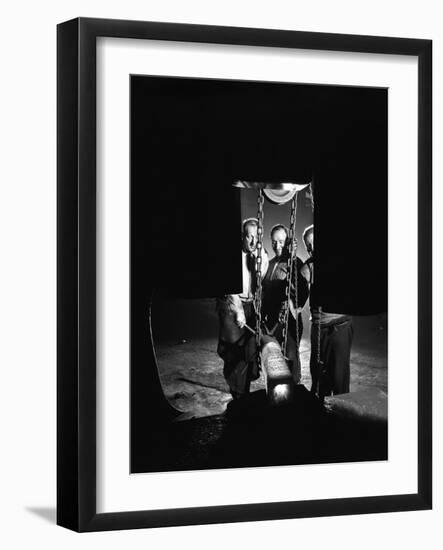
[
  {"x1": 254, "y1": 190, "x2": 265, "y2": 367},
  {"x1": 282, "y1": 193, "x2": 299, "y2": 357},
  {"x1": 316, "y1": 307, "x2": 322, "y2": 369},
  {"x1": 309, "y1": 180, "x2": 315, "y2": 212},
  {"x1": 308, "y1": 180, "x2": 323, "y2": 396}
]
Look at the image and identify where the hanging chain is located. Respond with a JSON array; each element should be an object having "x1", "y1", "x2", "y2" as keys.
[
  {"x1": 254, "y1": 190, "x2": 265, "y2": 367},
  {"x1": 309, "y1": 180, "x2": 315, "y2": 211},
  {"x1": 282, "y1": 193, "x2": 299, "y2": 357},
  {"x1": 308, "y1": 179, "x2": 323, "y2": 395},
  {"x1": 316, "y1": 306, "x2": 322, "y2": 371}
]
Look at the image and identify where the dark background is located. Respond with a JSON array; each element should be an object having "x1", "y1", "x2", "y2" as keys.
[
  {"x1": 130, "y1": 75, "x2": 388, "y2": 454},
  {"x1": 131, "y1": 75, "x2": 387, "y2": 311}
]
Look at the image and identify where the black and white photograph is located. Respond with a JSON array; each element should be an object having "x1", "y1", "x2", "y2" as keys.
[
  {"x1": 53, "y1": 14, "x2": 432, "y2": 535},
  {"x1": 0, "y1": 0, "x2": 439, "y2": 544},
  {"x1": 130, "y1": 75, "x2": 388, "y2": 473}
]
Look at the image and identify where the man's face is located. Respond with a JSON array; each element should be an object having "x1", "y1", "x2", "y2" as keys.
[
  {"x1": 242, "y1": 223, "x2": 258, "y2": 253},
  {"x1": 305, "y1": 230, "x2": 314, "y2": 256},
  {"x1": 271, "y1": 228, "x2": 288, "y2": 258}
]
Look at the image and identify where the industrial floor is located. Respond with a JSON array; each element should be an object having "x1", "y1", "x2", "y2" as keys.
[{"x1": 131, "y1": 300, "x2": 387, "y2": 473}]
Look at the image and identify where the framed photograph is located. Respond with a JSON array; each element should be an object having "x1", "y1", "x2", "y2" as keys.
[{"x1": 57, "y1": 17, "x2": 432, "y2": 532}]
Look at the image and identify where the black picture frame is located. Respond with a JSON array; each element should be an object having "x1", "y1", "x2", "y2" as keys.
[{"x1": 57, "y1": 17, "x2": 432, "y2": 532}]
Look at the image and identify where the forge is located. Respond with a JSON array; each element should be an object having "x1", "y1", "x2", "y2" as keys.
[{"x1": 130, "y1": 76, "x2": 388, "y2": 473}]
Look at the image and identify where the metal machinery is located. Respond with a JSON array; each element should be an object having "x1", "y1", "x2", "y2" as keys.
[{"x1": 233, "y1": 181, "x2": 313, "y2": 405}]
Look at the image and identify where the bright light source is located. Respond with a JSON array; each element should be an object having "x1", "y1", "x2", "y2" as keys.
[{"x1": 272, "y1": 384, "x2": 290, "y2": 400}]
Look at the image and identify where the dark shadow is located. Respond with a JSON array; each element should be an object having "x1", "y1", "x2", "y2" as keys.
[
  {"x1": 131, "y1": 386, "x2": 387, "y2": 473},
  {"x1": 26, "y1": 506, "x2": 56, "y2": 524}
]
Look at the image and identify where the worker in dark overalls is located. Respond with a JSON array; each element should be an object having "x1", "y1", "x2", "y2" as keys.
[{"x1": 301, "y1": 225, "x2": 353, "y2": 399}]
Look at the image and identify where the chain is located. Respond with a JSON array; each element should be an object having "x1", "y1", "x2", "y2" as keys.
[
  {"x1": 309, "y1": 180, "x2": 315, "y2": 211},
  {"x1": 282, "y1": 193, "x2": 299, "y2": 357},
  {"x1": 316, "y1": 306, "x2": 322, "y2": 369},
  {"x1": 308, "y1": 180, "x2": 323, "y2": 396},
  {"x1": 254, "y1": 190, "x2": 265, "y2": 366}
]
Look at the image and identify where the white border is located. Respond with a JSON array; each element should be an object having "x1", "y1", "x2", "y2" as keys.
[{"x1": 97, "y1": 37, "x2": 418, "y2": 513}]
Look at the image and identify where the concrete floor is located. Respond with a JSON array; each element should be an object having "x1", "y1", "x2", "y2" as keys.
[
  {"x1": 156, "y1": 316, "x2": 387, "y2": 419},
  {"x1": 130, "y1": 299, "x2": 388, "y2": 473}
]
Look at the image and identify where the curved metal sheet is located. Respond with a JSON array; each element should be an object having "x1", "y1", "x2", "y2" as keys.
[
  {"x1": 233, "y1": 180, "x2": 310, "y2": 191},
  {"x1": 234, "y1": 180, "x2": 311, "y2": 204},
  {"x1": 263, "y1": 187, "x2": 297, "y2": 204}
]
